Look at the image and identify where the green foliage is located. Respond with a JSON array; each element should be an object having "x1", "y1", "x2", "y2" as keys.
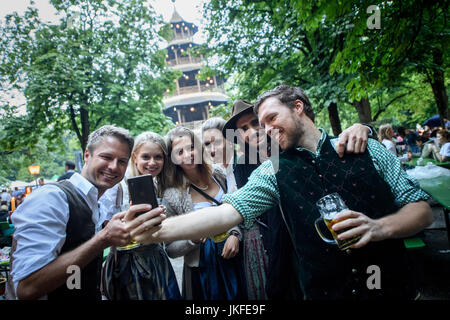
[
  {"x1": 201, "y1": 0, "x2": 447, "y2": 130},
  {"x1": 0, "y1": 132, "x2": 80, "y2": 183},
  {"x1": 0, "y1": 0, "x2": 179, "y2": 153},
  {"x1": 208, "y1": 102, "x2": 232, "y2": 120}
]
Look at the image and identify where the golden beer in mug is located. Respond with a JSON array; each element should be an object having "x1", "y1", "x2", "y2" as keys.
[
  {"x1": 323, "y1": 218, "x2": 361, "y2": 250},
  {"x1": 315, "y1": 193, "x2": 361, "y2": 251},
  {"x1": 116, "y1": 203, "x2": 141, "y2": 251}
]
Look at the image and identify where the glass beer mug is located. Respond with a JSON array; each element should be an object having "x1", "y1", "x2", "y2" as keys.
[
  {"x1": 314, "y1": 193, "x2": 361, "y2": 252},
  {"x1": 116, "y1": 202, "x2": 141, "y2": 251}
]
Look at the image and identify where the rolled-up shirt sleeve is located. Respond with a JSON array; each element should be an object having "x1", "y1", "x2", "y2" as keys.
[
  {"x1": 11, "y1": 185, "x2": 69, "y2": 294},
  {"x1": 222, "y1": 160, "x2": 280, "y2": 229}
]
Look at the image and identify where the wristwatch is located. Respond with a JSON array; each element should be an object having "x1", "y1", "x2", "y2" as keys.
[{"x1": 228, "y1": 230, "x2": 242, "y2": 241}]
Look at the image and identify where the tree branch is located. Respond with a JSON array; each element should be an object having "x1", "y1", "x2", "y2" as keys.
[{"x1": 373, "y1": 91, "x2": 411, "y2": 121}]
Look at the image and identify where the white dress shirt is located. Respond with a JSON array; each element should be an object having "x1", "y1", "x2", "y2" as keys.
[
  {"x1": 10, "y1": 173, "x2": 105, "y2": 299},
  {"x1": 98, "y1": 179, "x2": 129, "y2": 221}
]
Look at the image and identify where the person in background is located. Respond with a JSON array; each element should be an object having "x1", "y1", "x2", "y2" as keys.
[
  {"x1": 414, "y1": 136, "x2": 429, "y2": 157},
  {"x1": 1, "y1": 189, "x2": 11, "y2": 208},
  {"x1": 444, "y1": 117, "x2": 450, "y2": 130},
  {"x1": 406, "y1": 129, "x2": 421, "y2": 154},
  {"x1": 378, "y1": 124, "x2": 411, "y2": 162},
  {"x1": 219, "y1": 100, "x2": 276, "y2": 300},
  {"x1": 162, "y1": 126, "x2": 246, "y2": 300},
  {"x1": 429, "y1": 129, "x2": 449, "y2": 162},
  {"x1": 396, "y1": 127, "x2": 407, "y2": 154},
  {"x1": 57, "y1": 160, "x2": 77, "y2": 181},
  {"x1": 0, "y1": 204, "x2": 9, "y2": 222},
  {"x1": 11, "y1": 190, "x2": 26, "y2": 211},
  {"x1": 202, "y1": 117, "x2": 237, "y2": 194},
  {"x1": 100, "y1": 131, "x2": 181, "y2": 300}
]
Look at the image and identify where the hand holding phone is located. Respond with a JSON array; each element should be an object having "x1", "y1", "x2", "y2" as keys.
[{"x1": 127, "y1": 174, "x2": 159, "y2": 216}]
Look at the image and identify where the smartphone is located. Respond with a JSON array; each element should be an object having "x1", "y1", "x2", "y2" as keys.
[{"x1": 127, "y1": 174, "x2": 158, "y2": 216}]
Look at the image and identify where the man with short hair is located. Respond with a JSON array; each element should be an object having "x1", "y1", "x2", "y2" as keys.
[
  {"x1": 133, "y1": 85, "x2": 433, "y2": 300},
  {"x1": 57, "y1": 160, "x2": 77, "y2": 181},
  {"x1": 221, "y1": 99, "x2": 374, "y2": 299},
  {"x1": 9, "y1": 125, "x2": 166, "y2": 300}
]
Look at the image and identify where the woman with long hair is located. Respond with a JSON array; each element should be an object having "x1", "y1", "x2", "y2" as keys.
[
  {"x1": 378, "y1": 124, "x2": 411, "y2": 162},
  {"x1": 162, "y1": 126, "x2": 246, "y2": 300},
  {"x1": 101, "y1": 131, "x2": 181, "y2": 300},
  {"x1": 202, "y1": 117, "x2": 270, "y2": 300}
]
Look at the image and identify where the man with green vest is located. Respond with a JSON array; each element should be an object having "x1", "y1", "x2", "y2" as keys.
[{"x1": 132, "y1": 85, "x2": 433, "y2": 300}]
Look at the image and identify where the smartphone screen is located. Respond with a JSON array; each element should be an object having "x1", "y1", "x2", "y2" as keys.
[{"x1": 127, "y1": 174, "x2": 158, "y2": 215}]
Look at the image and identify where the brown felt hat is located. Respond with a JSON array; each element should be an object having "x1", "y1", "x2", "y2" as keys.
[{"x1": 222, "y1": 100, "x2": 254, "y2": 139}]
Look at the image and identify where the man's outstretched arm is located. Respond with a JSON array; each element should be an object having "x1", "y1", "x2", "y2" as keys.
[{"x1": 132, "y1": 203, "x2": 243, "y2": 245}]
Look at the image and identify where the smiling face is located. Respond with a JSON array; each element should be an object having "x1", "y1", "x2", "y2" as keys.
[
  {"x1": 133, "y1": 142, "x2": 165, "y2": 178},
  {"x1": 171, "y1": 135, "x2": 200, "y2": 172},
  {"x1": 203, "y1": 128, "x2": 225, "y2": 163},
  {"x1": 258, "y1": 97, "x2": 304, "y2": 150},
  {"x1": 235, "y1": 112, "x2": 266, "y2": 148},
  {"x1": 82, "y1": 136, "x2": 130, "y2": 197},
  {"x1": 437, "y1": 133, "x2": 446, "y2": 146}
]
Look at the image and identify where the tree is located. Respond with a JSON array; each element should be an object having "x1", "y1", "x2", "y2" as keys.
[
  {"x1": 201, "y1": 0, "x2": 447, "y2": 131},
  {"x1": 315, "y1": 0, "x2": 449, "y2": 125},
  {"x1": 201, "y1": 0, "x2": 380, "y2": 135},
  {"x1": 0, "y1": 0, "x2": 178, "y2": 153}
]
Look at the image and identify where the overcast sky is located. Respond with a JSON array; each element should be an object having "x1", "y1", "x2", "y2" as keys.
[{"x1": 0, "y1": 0, "x2": 207, "y2": 37}]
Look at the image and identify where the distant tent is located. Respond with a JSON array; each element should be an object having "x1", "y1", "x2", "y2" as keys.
[{"x1": 9, "y1": 180, "x2": 31, "y2": 189}]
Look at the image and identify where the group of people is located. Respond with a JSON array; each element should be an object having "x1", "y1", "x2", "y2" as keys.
[
  {"x1": 378, "y1": 123, "x2": 449, "y2": 164},
  {"x1": 7, "y1": 85, "x2": 433, "y2": 300},
  {"x1": 1, "y1": 188, "x2": 27, "y2": 223}
]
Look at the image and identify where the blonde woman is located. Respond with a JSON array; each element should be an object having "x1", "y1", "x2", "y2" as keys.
[
  {"x1": 378, "y1": 124, "x2": 410, "y2": 162},
  {"x1": 162, "y1": 126, "x2": 246, "y2": 300},
  {"x1": 101, "y1": 131, "x2": 181, "y2": 300}
]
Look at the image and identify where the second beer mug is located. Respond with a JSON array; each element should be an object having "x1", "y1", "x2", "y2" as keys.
[{"x1": 314, "y1": 193, "x2": 361, "y2": 251}]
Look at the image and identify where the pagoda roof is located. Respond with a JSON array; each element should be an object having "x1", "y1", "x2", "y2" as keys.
[
  {"x1": 169, "y1": 8, "x2": 183, "y2": 23},
  {"x1": 169, "y1": 6, "x2": 198, "y2": 34}
]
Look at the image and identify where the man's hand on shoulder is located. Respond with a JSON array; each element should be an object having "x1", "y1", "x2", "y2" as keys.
[{"x1": 336, "y1": 124, "x2": 370, "y2": 158}]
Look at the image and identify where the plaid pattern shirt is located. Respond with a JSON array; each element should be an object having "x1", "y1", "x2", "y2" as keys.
[{"x1": 223, "y1": 129, "x2": 430, "y2": 229}]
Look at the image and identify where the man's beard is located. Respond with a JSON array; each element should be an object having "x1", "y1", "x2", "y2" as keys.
[{"x1": 282, "y1": 118, "x2": 304, "y2": 151}]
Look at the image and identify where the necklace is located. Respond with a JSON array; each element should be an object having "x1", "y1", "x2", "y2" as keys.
[{"x1": 191, "y1": 182, "x2": 209, "y2": 191}]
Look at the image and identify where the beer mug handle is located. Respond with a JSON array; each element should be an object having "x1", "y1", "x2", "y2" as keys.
[{"x1": 314, "y1": 217, "x2": 337, "y2": 245}]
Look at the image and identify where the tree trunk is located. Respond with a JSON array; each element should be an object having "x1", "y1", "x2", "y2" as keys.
[
  {"x1": 80, "y1": 107, "x2": 90, "y2": 153},
  {"x1": 428, "y1": 49, "x2": 449, "y2": 126},
  {"x1": 328, "y1": 102, "x2": 342, "y2": 136},
  {"x1": 353, "y1": 98, "x2": 372, "y2": 123}
]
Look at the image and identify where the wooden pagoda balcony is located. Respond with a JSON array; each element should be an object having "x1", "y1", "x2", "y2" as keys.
[
  {"x1": 164, "y1": 84, "x2": 225, "y2": 98},
  {"x1": 167, "y1": 56, "x2": 203, "y2": 66}
]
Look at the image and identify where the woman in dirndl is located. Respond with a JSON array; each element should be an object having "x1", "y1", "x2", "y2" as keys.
[
  {"x1": 162, "y1": 126, "x2": 246, "y2": 300},
  {"x1": 100, "y1": 131, "x2": 181, "y2": 300}
]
